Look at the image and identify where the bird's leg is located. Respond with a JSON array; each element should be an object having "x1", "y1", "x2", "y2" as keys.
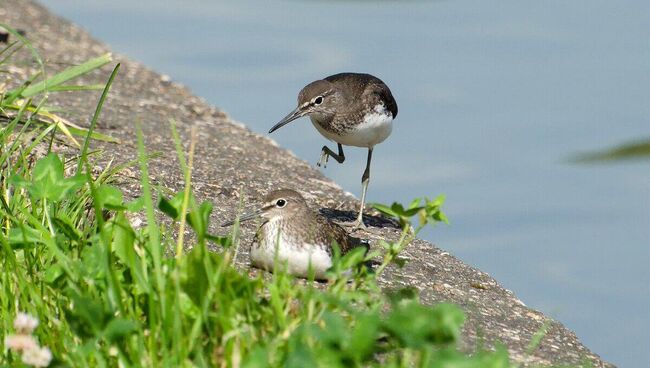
[
  {"x1": 353, "y1": 147, "x2": 373, "y2": 229},
  {"x1": 317, "y1": 143, "x2": 345, "y2": 168}
]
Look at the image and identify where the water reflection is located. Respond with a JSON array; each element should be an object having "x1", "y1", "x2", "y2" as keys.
[{"x1": 571, "y1": 138, "x2": 650, "y2": 162}]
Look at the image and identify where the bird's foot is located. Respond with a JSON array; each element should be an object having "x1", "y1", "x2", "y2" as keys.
[
  {"x1": 352, "y1": 222, "x2": 367, "y2": 231},
  {"x1": 344, "y1": 216, "x2": 367, "y2": 231},
  {"x1": 317, "y1": 151, "x2": 329, "y2": 168}
]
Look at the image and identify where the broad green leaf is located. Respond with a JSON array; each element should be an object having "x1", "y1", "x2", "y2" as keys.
[
  {"x1": 427, "y1": 346, "x2": 511, "y2": 367},
  {"x1": 187, "y1": 200, "x2": 213, "y2": 241},
  {"x1": 383, "y1": 301, "x2": 465, "y2": 348},
  {"x1": 158, "y1": 191, "x2": 185, "y2": 220},
  {"x1": 78, "y1": 242, "x2": 107, "y2": 280},
  {"x1": 65, "y1": 293, "x2": 109, "y2": 338},
  {"x1": 403, "y1": 207, "x2": 423, "y2": 217},
  {"x1": 109, "y1": 214, "x2": 135, "y2": 263},
  {"x1": 177, "y1": 291, "x2": 200, "y2": 319},
  {"x1": 14, "y1": 153, "x2": 86, "y2": 201},
  {"x1": 32, "y1": 152, "x2": 64, "y2": 183},
  {"x1": 125, "y1": 197, "x2": 145, "y2": 212},
  {"x1": 370, "y1": 203, "x2": 397, "y2": 217},
  {"x1": 102, "y1": 318, "x2": 138, "y2": 343},
  {"x1": 180, "y1": 244, "x2": 210, "y2": 307},
  {"x1": 208, "y1": 234, "x2": 233, "y2": 248},
  {"x1": 391, "y1": 203, "x2": 406, "y2": 215},
  {"x1": 284, "y1": 337, "x2": 317, "y2": 368},
  {"x1": 408, "y1": 197, "x2": 422, "y2": 209},
  {"x1": 349, "y1": 312, "x2": 380, "y2": 362},
  {"x1": 43, "y1": 263, "x2": 65, "y2": 284},
  {"x1": 319, "y1": 312, "x2": 348, "y2": 346},
  {"x1": 108, "y1": 213, "x2": 150, "y2": 294},
  {"x1": 372, "y1": 195, "x2": 448, "y2": 229},
  {"x1": 431, "y1": 194, "x2": 446, "y2": 207},
  {"x1": 338, "y1": 245, "x2": 368, "y2": 269},
  {"x1": 95, "y1": 184, "x2": 126, "y2": 210},
  {"x1": 8, "y1": 226, "x2": 43, "y2": 248},
  {"x1": 241, "y1": 346, "x2": 270, "y2": 368}
]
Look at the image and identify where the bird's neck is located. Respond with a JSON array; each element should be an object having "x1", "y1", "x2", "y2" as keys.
[{"x1": 310, "y1": 112, "x2": 332, "y2": 126}]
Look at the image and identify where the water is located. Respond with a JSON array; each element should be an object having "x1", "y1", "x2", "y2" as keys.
[{"x1": 37, "y1": 0, "x2": 650, "y2": 366}]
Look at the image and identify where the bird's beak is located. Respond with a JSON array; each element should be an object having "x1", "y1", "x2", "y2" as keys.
[
  {"x1": 221, "y1": 208, "x2": 262, "y2": 227},
  {"x1": 269, "y1": 106, "x2": 306, "y2": 133}
]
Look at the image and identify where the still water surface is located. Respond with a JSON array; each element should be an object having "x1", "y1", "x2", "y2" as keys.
[{"x1": 38, "y1": 0, "x2": 650, "y2": 365}]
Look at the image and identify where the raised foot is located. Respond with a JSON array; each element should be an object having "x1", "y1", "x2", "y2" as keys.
[{"x1": 317, "y1": 150, "x2": 329, "y2": 168}]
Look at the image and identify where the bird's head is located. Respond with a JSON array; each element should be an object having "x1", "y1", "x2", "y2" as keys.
[
  {"x1": 269, "y1": 79, "x2": 341, "y2": 133},
  {"x1": 222, "y1": 189, "x2": 309, "y2": 226}
]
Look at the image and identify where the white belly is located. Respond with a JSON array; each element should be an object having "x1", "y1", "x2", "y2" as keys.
[
  {"x1": 251, "y1": 222, "x2": 333, "y2": 279},
  {"x1": 311, "y1": 108, "x2": 393, "y2": 148}
]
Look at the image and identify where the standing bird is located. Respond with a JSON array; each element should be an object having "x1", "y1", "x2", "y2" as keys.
[
  {"x1": 222, "y1": 189, "x2": 366, "y2": 280},
  {"x1": 269, "y1": 73, "x2": 398, "y2": 229}
]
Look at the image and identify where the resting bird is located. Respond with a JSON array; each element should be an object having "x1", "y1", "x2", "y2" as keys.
[{"x1": 223, "y1": 189, "x2": 366, "y2": 280}]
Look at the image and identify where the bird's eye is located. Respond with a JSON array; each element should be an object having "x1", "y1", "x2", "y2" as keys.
[
  {"x1": 314, "y1": 96, "x2": 324, "y2": 105},
  {"x1": 276, "y1": 199, "x2": 287, "y2": 208}
]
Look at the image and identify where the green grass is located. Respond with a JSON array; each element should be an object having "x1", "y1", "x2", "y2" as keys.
[{"x1": 0, "y1": 28, "x2": 518, "y2": 367}]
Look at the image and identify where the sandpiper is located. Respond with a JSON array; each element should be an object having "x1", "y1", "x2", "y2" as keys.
[
  {"x1": 269, "y1": 73, "x2": 398, "y2": 229},
  {"x1": 223, "y1": 189, "x2": 366, "y2": 280}
]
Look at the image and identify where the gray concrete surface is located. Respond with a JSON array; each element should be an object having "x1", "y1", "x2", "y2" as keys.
[{"x1": 1, "y1": 1, "x2": 613, "y2": 366}]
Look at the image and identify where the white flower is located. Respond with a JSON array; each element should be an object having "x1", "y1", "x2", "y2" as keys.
[
  {"x1": 4, "y1": 334, "x2": 38, "y2": 352},
  {"x1": 109, "y1": 346, "x2": 118, "y2": 356},
  {"x1": 130, "y1": 216, "x2": 143, "y2": 228},
  {"x1": 21, "y1": 346, "x2": 52, "y2": 367},
  {"x1": 13, "y1": 312, "x2": 39, "y2": 334}
]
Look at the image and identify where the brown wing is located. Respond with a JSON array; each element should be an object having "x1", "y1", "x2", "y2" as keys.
[
  {"x1": 315, "y1": 215, "x2": 366, "y2": 255},
  {"x1": 326, "y1": 73, "x2": 398, "y2": 119},
  {"x1": 364, "y1": 80, "x2": 398, "y2": 119}
]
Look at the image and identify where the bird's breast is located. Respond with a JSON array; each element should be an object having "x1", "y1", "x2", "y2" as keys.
[
  {"x1": 251, "y1": 219, "x2": 333, "y2": 279},
  {"x1": 310, "y1": 105, "x2": 393, "y2": 148}
]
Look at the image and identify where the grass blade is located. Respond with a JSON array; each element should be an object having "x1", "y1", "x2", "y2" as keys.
[
  {"x1": 18, "y1": 53, "x2": 112, "y2": 98},
  {"x1": 77, "y1": 63, "x2": 121, "y2": 173},
  {"x1": 47, "y1": 84, "x2": 107, "y2": 92},
  {"x1": 0, "y1": 23, "x2": 44, "y2": 72}
]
